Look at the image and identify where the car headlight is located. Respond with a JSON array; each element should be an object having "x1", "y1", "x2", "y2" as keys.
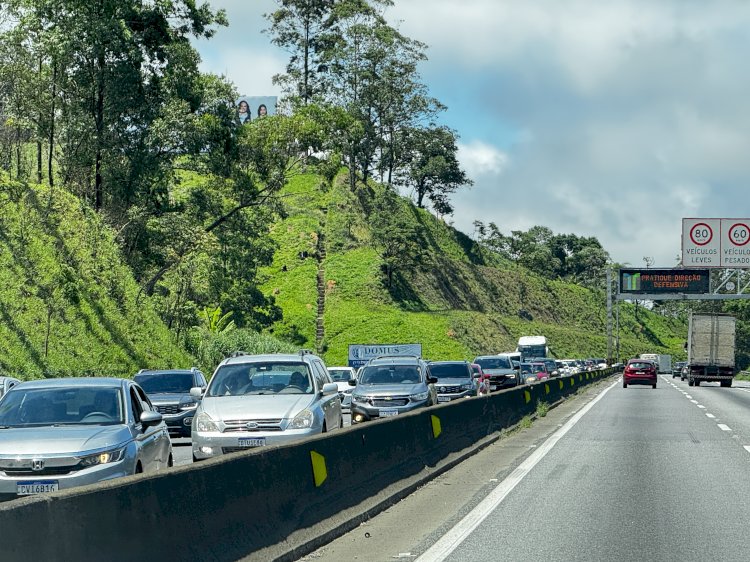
[
  {"x1": 289, "y1": 409, "x2": 314, "y2": 429},
  {"x1": 195, "y1": 412, "x2": 219, "y2": 433},
  {"x1": 410, "y1": 391, "x2": 429, "y2": 401},
  {"x1": 80, "y1": 447, "x2": 126, "y2": 467},
  {"x1": 526, "y1": 376, "x2": 537, "y2": 383},
  {"x1": 352, "y1": 393, "x2": 368, "y2": 403},
  {"x1": 179, "y1": 399, "x2": 199, "y2": 411}
]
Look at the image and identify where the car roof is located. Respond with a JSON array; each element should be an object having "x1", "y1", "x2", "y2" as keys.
[
  {"x1": 135, "y1": 369, "x2": 197, "y2": 375},
  {"x1": 428, "y1": 360, "x2": 469, "y2": 365},
  {"x1": 221, "y1": 353, "x2": 318, "y2": 366},
  {"x1": 14, "y1": 377, "x2": 127, "y2": 389},
  {"x1": 367, "y1": 356, "x2": 422, "y2": 366}
]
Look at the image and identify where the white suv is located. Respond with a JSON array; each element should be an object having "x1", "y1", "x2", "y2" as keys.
[{"x1": 191, "y1": 351, "x2": 342, "y2": 461}]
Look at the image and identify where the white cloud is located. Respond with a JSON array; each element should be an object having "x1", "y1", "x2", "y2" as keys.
[{"x1": 458, "y1": 141, "x2": 509, "y2": 178}]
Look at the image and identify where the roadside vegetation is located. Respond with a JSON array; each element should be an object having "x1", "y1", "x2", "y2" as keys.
[{"x1": 3, "y1": 0, "x2": 746, "y2": 379}]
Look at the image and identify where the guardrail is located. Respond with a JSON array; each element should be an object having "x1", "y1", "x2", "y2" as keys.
[{"x1": 0, "y1": 368, "x2": 618, "y2": 562}]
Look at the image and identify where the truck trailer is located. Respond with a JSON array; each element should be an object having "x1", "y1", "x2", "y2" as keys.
[
  {"x1": 686, "y1": 313, "x2": 736, "y2": 387},
  {"x1": 639, "y1": 353, "x2": 672, "y2": 374}
]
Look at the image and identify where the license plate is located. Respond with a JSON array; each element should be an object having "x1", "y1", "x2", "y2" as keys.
[
  {"x1": 438, "y1": 396, "x2": 451, "y2": 403},
  {"x1": 238, "y1": 438, "x2": 266, "y2": 447},
  {"x1": 17, "y1": 481, "x2": 59, "y2": 496},
  {"x1": 635, "y1": 371, "x2": 644, "y2": 375},
  {"x1": 379, "y1": 409, "x2": 398, "y2": 417}
]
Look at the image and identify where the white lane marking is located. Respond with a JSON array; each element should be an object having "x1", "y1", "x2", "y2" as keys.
[
  {"x1": 690, "y1": 400, "x2": 699, "y2": 404},
  {"x1": 718, "y1": 424, "x2": 732, "y2": 431},
  {"x1": 697, "y1": 405, "x2": 706, "y2": 409},
  {"x1": 415, "y1": 380, "x2": 619, "y2": 562},
  {"x1": 706, "y1": 414, "x2": 716, "y2": 419},
  {"x1": 744, "y1": 446, "x2": 750, "y2": 454},
  {"x1": 685, "y1": 395, "x2": 693, "y2": 399}
]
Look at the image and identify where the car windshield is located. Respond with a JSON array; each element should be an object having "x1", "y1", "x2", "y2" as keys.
[
  {"x1": 0, "y1": 386, "x2": 123, "y2": 427},
  {"x1": 359, "y1": 365, "x2": 421, "y2": 384},
  {"x1": 520, "y1": 364, "x2": 545, "y2": 375},
  {"x1": 430, "y1": 363, "x2": 470, "y2": 380},
  {"x1": 135, "y1": 372, "x2": 194, "y2": 393},
  {"x1": 475, "y1": 357, "x2": 512, "y2": 370},
  {"x1": 329, "y1": 369, "x2": 354, "y2": 382},
  {"x1": 207, "y1": 362, "x2": 314, "y2": 396}
]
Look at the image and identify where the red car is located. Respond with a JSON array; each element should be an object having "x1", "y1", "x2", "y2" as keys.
[{"x1": 623, "y1": 359, "x2": 657, "y2": 389}]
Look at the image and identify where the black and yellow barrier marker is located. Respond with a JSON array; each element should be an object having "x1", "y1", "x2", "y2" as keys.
[
  {"x1": 431, "y1": 415, "x2": 442, "y2": 439},
  {"x1": 310, "y1": 451, "x2": 327, "y2": 487},
  {"x1": 524, "y1": 390, "x2": 531, "y2": 404}
]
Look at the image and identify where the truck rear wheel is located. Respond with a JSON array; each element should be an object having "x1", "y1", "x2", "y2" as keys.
[
  {"x1": 720, "y1": 380, "x2": 732, "y2": 388},
  {"x1": 695, "y1": 380, "x2": 700, "y2": 387},
  {"x1": 688, "y1": 378, "x2": 694, "y2": 387}
]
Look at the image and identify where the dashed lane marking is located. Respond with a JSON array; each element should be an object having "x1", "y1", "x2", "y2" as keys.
[
  {"x1": 718, "y1": 424, "x2": 732, "y2": 432},
  {"x1": 706, "y1": 414, "x2": 716, "y2": 419}
]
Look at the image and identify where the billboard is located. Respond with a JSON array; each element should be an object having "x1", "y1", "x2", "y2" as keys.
[
  {"x1": 347, "y1": 344, "x2": 423, "y2": 369},
  {"x1": 236, "y1": 96, "x2": 278, "y2": 125},
  {"x1": 682, "y1": 218, "x2": 750, "y2": 268},
  {"x1": 619, "y1": 268, "x2": 710, "y2": 295}
]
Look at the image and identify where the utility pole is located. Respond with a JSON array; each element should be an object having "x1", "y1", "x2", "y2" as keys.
[{"x1": 607, "y1": 267, "x2": 613, "y2": 364}]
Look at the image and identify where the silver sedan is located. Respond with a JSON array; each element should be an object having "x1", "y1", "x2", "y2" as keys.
[{"x1": 0, "y1": 378, "x2": 172, "y2": 500}]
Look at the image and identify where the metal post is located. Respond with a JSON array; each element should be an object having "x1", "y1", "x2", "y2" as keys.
[{"x1": 607, "y1": 267, "x2": 613, "y2": 364}]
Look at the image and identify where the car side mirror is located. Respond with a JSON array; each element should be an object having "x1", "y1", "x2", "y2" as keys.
[
  {"x1": 321, "y1": 382, "x2": 338, "y2": 396},
  {"x1": 141, "y1": 411, "x2": 163, "y2": 428},
  {"x1": 190, "y1": 387, "x2": 204, "y2": 399},
  {"x1": 348, "y1": 379, "x2": 357, "y2": 386},
  {"x1": 427, "y1": 376, "x2": 438, "y2": 384}
]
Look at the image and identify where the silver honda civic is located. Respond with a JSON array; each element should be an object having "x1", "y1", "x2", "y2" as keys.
[{"x1": 0, "y1": 378, "x2": 173, "y2": 500}]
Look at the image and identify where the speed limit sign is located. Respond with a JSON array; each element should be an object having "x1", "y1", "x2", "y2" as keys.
[
  {"x1": 727, "y1": 222, "x2": 750, "y2": 247},
  {"x1": 682, "y1": 218, "x2": 720, "y2": 267}
]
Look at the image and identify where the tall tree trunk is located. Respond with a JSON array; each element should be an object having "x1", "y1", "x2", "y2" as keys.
[
  {"x1": 37, "y1": 56, "x2": 43, "y2": 184},
  {"x1": 94, "y1": 48, "x2": 105, "y2": 211},
  {"x1": 48, "y1": 61, "x2": 56, "y2": 188},
  {"x1": 416, "y1": 184, "x2": 425, "y2": 208},
  {"x1": 303, "y1": 19, "x2": 310, "y2": 104}
]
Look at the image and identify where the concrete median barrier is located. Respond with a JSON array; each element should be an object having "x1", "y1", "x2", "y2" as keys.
[{"x1": 0, "y1": 368, "x2": 616, "y2": 562}]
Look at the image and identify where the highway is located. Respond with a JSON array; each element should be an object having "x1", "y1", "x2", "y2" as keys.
[{"x1": 301, "y1": 376, "x2": 750, "y2": 562}]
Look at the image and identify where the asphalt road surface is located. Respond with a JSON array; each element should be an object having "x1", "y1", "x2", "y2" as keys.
[{"x1": 302, "y1": 376, "x2": 750, "y2": 562}]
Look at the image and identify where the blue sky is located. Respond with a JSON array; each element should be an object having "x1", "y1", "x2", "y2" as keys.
[{"x1": 195, "y1": 0, "x2": 750, "y2": 268}]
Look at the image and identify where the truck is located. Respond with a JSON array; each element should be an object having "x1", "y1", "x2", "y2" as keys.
[
  {"x1": 639, "y1": 353, "x2": 672, "y2": 374},
  {"x1": 517, "y1": 336, "x2": 548, "y2": 362},
  {"x1": 686, "y1": 313, "x2": 736, "y2": 387}
]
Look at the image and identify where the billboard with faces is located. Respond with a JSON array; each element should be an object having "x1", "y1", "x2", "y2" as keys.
[{"x1": 236, "y1": 96, "x2": 278, "y2": 124}]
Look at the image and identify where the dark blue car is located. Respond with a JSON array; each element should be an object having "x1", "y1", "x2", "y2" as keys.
[{"x1": 134, "y1": 368, "x2": 207, "y2": 437}]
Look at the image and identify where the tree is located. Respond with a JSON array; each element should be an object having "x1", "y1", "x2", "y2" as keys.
[
  {"x1": 395, "y1": 125, "x2": 471, "y2": 213},
  {"x1": 264, "y1": 0, "x2": 337, "y2": 105},
  {"x1": 370, "y1": 187, "x2": 424, "y2": 286}
]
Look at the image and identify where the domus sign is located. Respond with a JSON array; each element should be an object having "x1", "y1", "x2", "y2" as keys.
[{"x1": 682, "y1": 218, "x2": 750, "y2": 268}]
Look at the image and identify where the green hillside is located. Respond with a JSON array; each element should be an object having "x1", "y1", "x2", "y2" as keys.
[
  {"x1": 0, "y1": 176, "x2": 191, "y2": 378},
  {"x1": 260, "y1": 172, "x2": 687, "y2": 366}
]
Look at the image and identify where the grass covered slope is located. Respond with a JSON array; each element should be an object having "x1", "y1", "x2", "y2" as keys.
[
  {"x1": 261, "y1": 172, "x2": 687, "y2": 365},
  {"x1": 0, "y1": 176, "x2": 191, "y2": 378}
]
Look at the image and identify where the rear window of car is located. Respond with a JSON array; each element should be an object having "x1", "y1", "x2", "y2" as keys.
[
  {"x1": 429, "y1": 363, "x2": 470, "y2": 380},
  {"x1": 474, "y1": 357, "x2": 512, "y2": 369},
  {"x1": 328, "y1": 369, "x2": 354, "y2": 382},
  {"x1": 628, "y1": 362, "x2": 653, "y2": 370}
]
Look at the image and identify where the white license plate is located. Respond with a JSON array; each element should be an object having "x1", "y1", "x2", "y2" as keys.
[
  {"x1": 379, "y1": 409, "x2": 399, "y2": 417},
  {"x1": 438, "y1": 396, "x2": 452, "y2": 403},
  {"x1": 238, "y1": 438, "x2": 266, "y2": 447},
  {"x1": 17, "y1": 481, "x2": 59, "y2": 496}
]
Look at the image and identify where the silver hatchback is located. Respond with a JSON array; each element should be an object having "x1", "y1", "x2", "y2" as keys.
[
  {"x1": 191, "y1": 352, "x2": 342, "y2": 460},
  {"x1": 0, "y1": 378, "x2": 172, "y2": 500}
]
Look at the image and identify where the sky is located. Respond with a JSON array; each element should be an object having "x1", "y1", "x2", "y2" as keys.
[{"x1": 195, "y1": 0, "x2": 750, "y2": 268}]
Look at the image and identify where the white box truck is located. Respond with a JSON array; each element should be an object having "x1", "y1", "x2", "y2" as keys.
[
  {"x1": 686, "y1": 313, "x2": 736, "y2": 387},
  {"x1": 640, "y1": 354, "x2": 672, "y2": 374}
]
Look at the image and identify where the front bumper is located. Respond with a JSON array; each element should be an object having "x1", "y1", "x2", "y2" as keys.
[
  {"x1": 437, "y1": 390, "x2": 475, "y2": 402},
  {"x1": 489, "y1": 376, "x2": 518, "y2": 390},
  {"x1": 0, "y1": 460, "x2": 130, "y2": 501},
  {"x1": 350, "y1": 399, "x2": 429, "y2": 423},
  {"x1": 154, "y1": 406, "x2": 196, "y2": 437},
  {"x1": 192, "y1": 428, "x2": 320, "y2": 459}
]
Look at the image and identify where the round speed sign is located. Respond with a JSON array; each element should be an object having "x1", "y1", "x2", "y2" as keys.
[
  {"x1": 727, "y1": 223, "x2": 750, "y2": 247},
  {"x1": 690, "y1": 223, "x2": 713, "y2": 246}
]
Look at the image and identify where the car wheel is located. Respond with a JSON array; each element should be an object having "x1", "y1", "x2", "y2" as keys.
[
  {"x1": 695, "y1": 380, "x2": 701, "y2": 386},
  {"x1": 135, "y1": 462, "x2": 143, "y2": 474},
  {"x1": 688, "y1": 378, "x2": 694, "y2": 387},
  {"x1": 652, "y1": 383, "x2": 657, "y2": 389},
  {"x1": 340, "y1": 417, "x2": 344, "y2": 429},
  {"x1": 167, "y1": 454, "x2": 174, "y2": 468},
  {"x1": 622, "y1": 380, "x2": 627, "y2": 388}
]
